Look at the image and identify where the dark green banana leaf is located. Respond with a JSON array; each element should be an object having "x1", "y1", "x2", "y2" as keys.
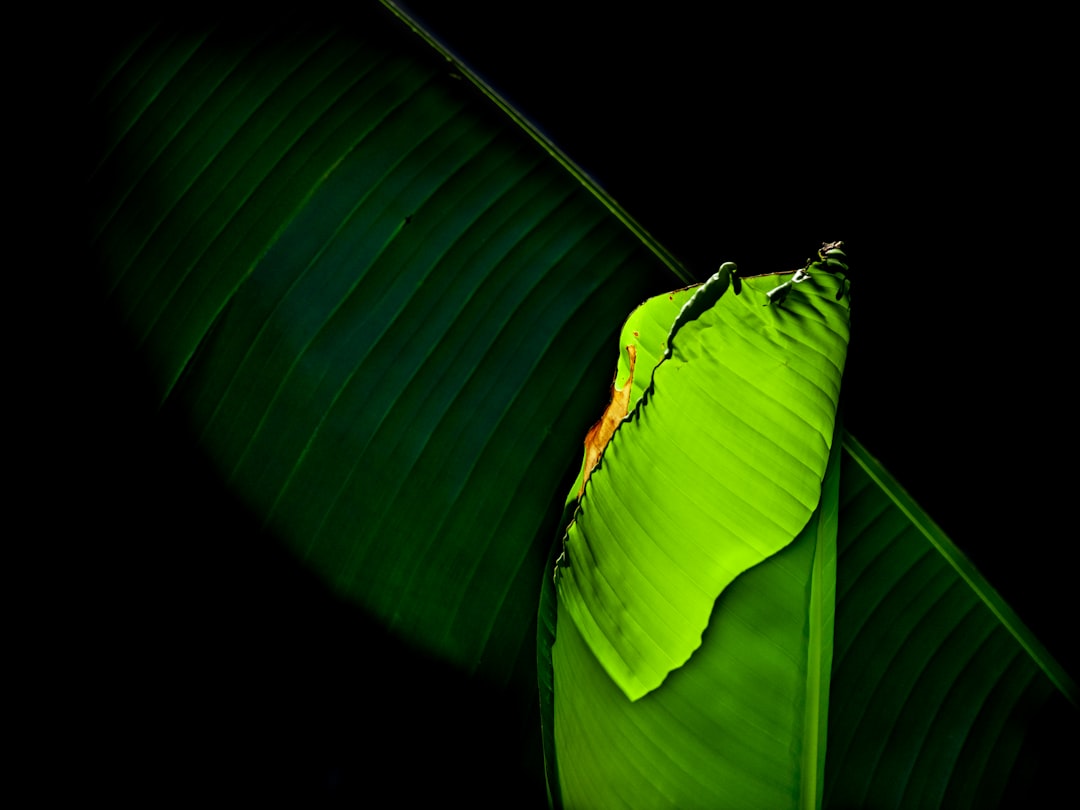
[
  {"x1": 89, "y1": 10, "x2": 681, "y2": 696},
  {"x1": 86, "y1": 3, "x2": 1076, "y2": 805},
  {"x1": 825, "y1": 435, "x2": 1077, "y2": 809}
]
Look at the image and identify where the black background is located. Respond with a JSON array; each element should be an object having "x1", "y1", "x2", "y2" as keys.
[{"x1": 73, "y1": 3, "x2": 1073, "y2": 803}]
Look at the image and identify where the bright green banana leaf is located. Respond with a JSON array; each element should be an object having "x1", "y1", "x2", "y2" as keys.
[
  {"x1": 556, "y1": 259, "x2": 849, "y2": 702},
  {"x1": 89, "y1": 4, "x2": 1076, "y2": 807},
  {"x1": 548, "y1": 262, "x2": 845, "y2": 807}
]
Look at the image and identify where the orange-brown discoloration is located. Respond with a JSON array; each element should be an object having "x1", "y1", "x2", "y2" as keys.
[{"x1": 578, "y1": 344, "x2": 636, "y2": 500}]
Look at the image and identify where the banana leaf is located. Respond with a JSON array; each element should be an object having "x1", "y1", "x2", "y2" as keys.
[
  {"x1": 546, "y1": 262, "x2": 846, "y2": 808},
  {"x1": 556, "y1": 259, "x2": 848, "y2": 700},
  {"x1": 86, "y1": 3, "x2": 1076, "y2": 804},
  {"x1": 824, "y1": 435, "x2": 1077, "y2": 809},
  {"x1": 88, "y1": 9, "x2": 681, "y2": 694}
]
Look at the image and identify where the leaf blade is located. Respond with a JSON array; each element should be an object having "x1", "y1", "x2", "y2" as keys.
[
  {"x1": 556, "y1": 265, "x2": 850, "y2": 700},
  {"x1": 89, "y1": 13, "x2": 678, "y2": 689},
  {"x1": 824, "y1": 434, "x2": 1079, "y2": 808},
  {"x1": 553, "y1": 442, "x2": 841, "y2": 808}
]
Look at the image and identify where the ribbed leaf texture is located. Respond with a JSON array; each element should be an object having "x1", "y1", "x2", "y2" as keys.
[
  {"x1": 90, "y1": 8, "x2": 1077, "y2": 808},
  {"x1": 553, "y1": 444, "x2": 839, "y2": 809},
  {"x1": 556, "y1": 264, "x2": 849, "y2": 700},
  {"x1": 544, "y1": 266, "x2": 845, "y2": 807},
  {"x1": 88, "y1": 12, "x2": 679, "y2": 686},
  {"x1": 824, "y1": 436, "x2": 1078, "y2": 808}
]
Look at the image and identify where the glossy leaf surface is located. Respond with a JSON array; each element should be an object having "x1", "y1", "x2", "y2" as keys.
[
  {"x1": 546, "y1": 268, "x2": 844, "y2": 806},
  {"x1": 556, "y1": 265, "x2": 850, "y2": 700}
]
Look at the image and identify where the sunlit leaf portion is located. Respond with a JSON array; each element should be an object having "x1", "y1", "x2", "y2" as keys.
[
  {"x1": 562, "y1": 282, "x2": 699, "y2": 507},
  {"x1": 555, "y1": 264, "x2": 850, "y2": 700}
]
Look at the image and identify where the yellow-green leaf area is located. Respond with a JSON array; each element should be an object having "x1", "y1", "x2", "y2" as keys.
[{"x1": 555, "y1": 263, "x2": 850, "y2": 700}]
